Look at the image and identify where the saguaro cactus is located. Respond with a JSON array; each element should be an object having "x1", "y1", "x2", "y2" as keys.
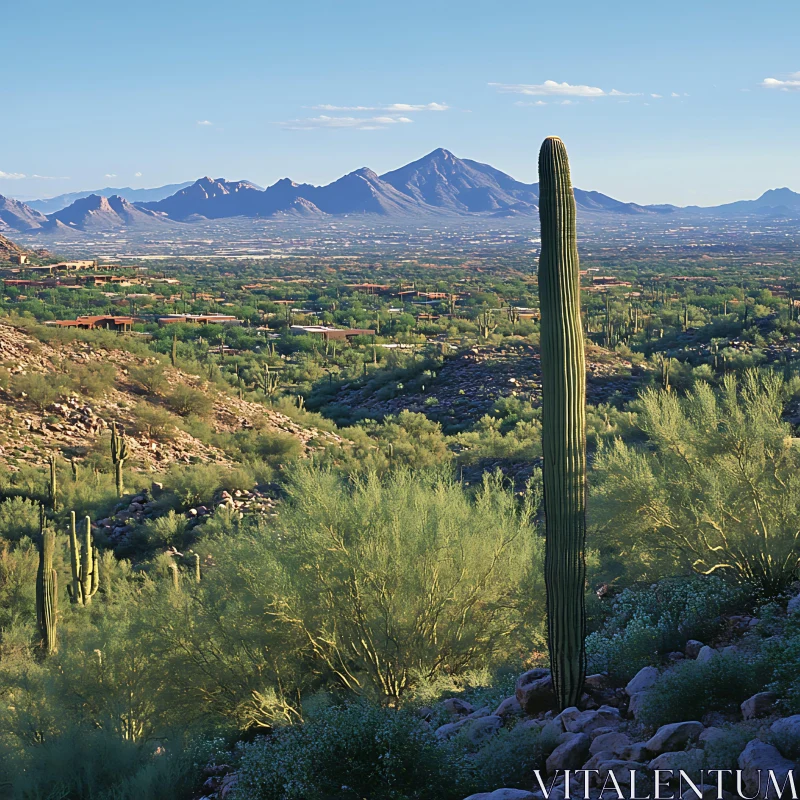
[
  {"x1": 48, "y1": 453, "x2": 58, "y2": 511},
  {"x1": 67, "y1": 512, "x2": 99, "y2": 606},
  {"x1": 537, "y1": 136, "x2": 587, "y2": 710},
  {"x1": 36, "y1": 516, "x2": 58, "y2": 655},
  {"x1": 110, "y1": 422, "x2": 129, "y2": 497}
]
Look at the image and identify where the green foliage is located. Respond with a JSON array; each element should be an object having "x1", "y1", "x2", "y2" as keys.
[
  {"x1": 11, "y1": 371, "x2": 60, "y2": 410},
  {"x1": 143, "y1": 510, "x2": 190, "y2": 548},
  {"x1": 586, "y1": 577, "x2": 744, "y2": 681},
  {"x1": 128, "y1": 362, "x2": 168, "y2": 395},
  {"x1": 234, "y1": 702, "x2": 467, "y2": 800},
  {"x1": 592, "y1": 371, "x2": 800, "y2": 594},
  {"x1": 637, "y1": 654, "x2": 762, "y2": 726},
  {"x1": 162, "y1": 464, "x2": 226, "y2": 507},
  {"x1": 0, "y1": 497, "x2": 42, "y2": 542},
  {"x1": 166, "y1": 384, "x2": 214, "y2": 418},
  {"x1": 132, "y1": 401, "x2": 180, "y2": 443}
]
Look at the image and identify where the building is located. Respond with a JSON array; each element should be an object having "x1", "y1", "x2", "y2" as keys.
[
  {"x1": 46, "y1": 315, "x2": 139, "y2": 332},
  {"x1": 290, "y1": 325, "x2": 374, "y2": 341},
  {"x1": 9, "y1": 254, "x2": 28, "y2": 265},
  {"x1": 158, "y1": 314, "x2": 242, "y2": 326}
]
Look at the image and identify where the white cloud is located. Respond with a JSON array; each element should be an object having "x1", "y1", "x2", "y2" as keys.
[
  {"x1": 197, "y1": 119, "x2": 213, "y2": 126},
  {"x1": 279, "y1": 115, "x2": 414, "y2": 131},
  {"x1": 0, "y1": 171, "x2": 26, "y2": 179},
  {"x1": 762, "y1": 72, "x2": 800, "y2": 90},
  {"x1": 671, "y1": 92, "x2": 680, "y2": 97},
  {"x1": 105, "y1": 173, "x2": 117, "y2": 178},
  {"x1": 134, "y1": 172, "x2": 142, "y2": 177},
  {"x1": 490, "y1": 80, "x2": 641, "y2": 98},
  {"x1": 312, "y1": 102, "x2": 448, "y2": 112},
  {"x1": 651, "y1": 93, "x2": 663, "y2": 98}
]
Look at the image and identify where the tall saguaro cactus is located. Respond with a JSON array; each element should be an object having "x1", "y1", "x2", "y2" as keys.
[
  {"x1": 537, "y1": 136, "x2": 587, "y2": 710},
  {"x1": 48, "y1": 453, "x2": 59, "y2": 511},
  {"x1": 67, "y1": 511, "x2": 99, "y2": 606},
  {"x1": 110, "y1": 422, "x2": 129, "y2": 498},
  {"x1": 36, "y1": 515, "x2": 58, "y2": 656}
]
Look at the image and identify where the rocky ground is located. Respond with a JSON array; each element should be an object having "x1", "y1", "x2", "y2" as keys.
[
  {"x1": 327, "y1": 344, "x2": 647, "y2": 432},
  {"x1": 0, "y1": 321, "x2": 341, "y2": 474}
]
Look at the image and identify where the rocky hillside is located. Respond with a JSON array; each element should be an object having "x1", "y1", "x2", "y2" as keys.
[{"x1": 0, "y1": 322, "x2": 340, "y2": 475}]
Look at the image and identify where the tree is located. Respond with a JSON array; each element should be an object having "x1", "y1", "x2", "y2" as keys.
[{"x1": 593, "y1": 371, "x2": 800, "y2": 596}]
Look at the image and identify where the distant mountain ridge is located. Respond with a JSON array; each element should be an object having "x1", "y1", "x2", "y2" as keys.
[
  {"x1": 26, "y1": 182, "x2": 195, "y2": 214},
  {"x1": 5, "y1": 149, "x2": 800, "y2": 233}
]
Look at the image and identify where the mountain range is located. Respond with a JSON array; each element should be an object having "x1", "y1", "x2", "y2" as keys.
[
  {"x1": 3, "y1": 148, "x2": 800, "y2": 234},
  {"x1": 24, "y1": 182, "x2": 194, "y2": 215}
]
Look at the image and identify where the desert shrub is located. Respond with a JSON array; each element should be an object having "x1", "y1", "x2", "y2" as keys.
[
  {"x1": 65, "y1": 360, "x2": 117, "y2": 398},
  {"x1": 128, "y1": 362, "x2": 167, "y2": 396},
  {"x1": 592, "y1": 372, "x2": 800, "y2": 595},
  {"x1": 132, "y1": 402, "x2": 180, "y2": 443},
  {"x1": 636, "y1": 654, "x2": 762, "y2": 726},
  {"x1": 762, "y1": 614, "x2": 800, "y2": 712},
  {"x1": 142, "y1": 510, "x2": 189, "y2": 548},
  {"x1": 10, "y1": 371, "x2": 60, "y2": 410},
  {"x1": 0, "y1": 497, "x2": 41, "y2": 542},
  {"x1": 5, "y1": 726, "x2": 205, "y2": 800},
  {"x1": 271, "y1": 465, "x2": 544, "y2": 702},
  {"x1": 461, "y1": 723, "x2": 556, "y2": 790},
  {"x1": 586, "y1": 577, "x2": 744, "y2": 681},
  {"x1": 166, "y1": 385, "x2": 214, "y2": 418},
  {"x1": 162, "y1": 464, "x2": 225, "y2": 507},
  {"x1": 700, "y1": 724, "x2": 761, "y2": 775},
  {"x1": 234, "y1": 702, "x2": 466, "y2": 800}
]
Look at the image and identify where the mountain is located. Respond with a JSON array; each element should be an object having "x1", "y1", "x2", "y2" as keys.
[
  {"x1": 697, "y1": 187, "x2": 800, "y2": 218},
  {"x1": 0, "y1": 195, "x2": 48, "y2": 232},
  {"x1": 0, "y1": 232, "x2": 28, "y2": 261},
  {"x1": 46, "y1": 194, "x2": 172, "y2": 231},
  {"x1": 26, "y1": 182, "x2": 195, "y2": 214},
  {"x1": 144, "y1": 177, "x2": 265, "y2": 220}
]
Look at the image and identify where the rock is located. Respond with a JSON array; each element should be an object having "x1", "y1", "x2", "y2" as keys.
[
  {"x1": 515, "y1": 670, "x2": 555, "y2": 715},
  {"x1": 625, "y1": 666, "x2": 659, "y2": 696},
  {"x1": 585, "y1": 674, "x2": 610, "y2": 691},
  {"x1": 770, "y1": 715, "x2": 800, "y2": 741},
  {"x1": 788, "y1": 593, "x2": 800, "y2": 615},
  {"x1": 695, "y1": 646, "x2": 717, "y2": 663},
  {"x1": 591, "y1": 732, "x2": 632, "y2": 756},
  {"x1": 644, "y1": 721, "x2": 704, "y2": 754},
  {"x1": 738, "y1": 739, "x2": 796, "y2": 799},
  {"x1": 597, "y1": 760, "x2": 652, "y2": 788},
  {"x1": 494, "y1": 695, "x2": 523, "y2": 719},
  {"x1": 667, "y1": 651, "x2": 685, "y2": 662},
  {"x1": 546, "y1": 732, "x2": 591, "y2": 774},
  {"x1": 699, "y1": 727, "x2": 726, "y2": 746},
  {"x1": 618, "y1": 743, "x2": 651, "y2": 763},
  {"x1": 741, "y1": 692, "x2": 779, "y2": 720},
  {"x1": 557, "y1": 705, "x2": 621, "y2": 735},
  {"x1": 466, "y1": 706, "x2": 491, "y2": 719},
  {"x1": 434, "y1": 720, "x2": 467, "y2": 739},
  {"x1": 442, "y1": 697, "x2": 474, "y2": 717},
  {"x1": 648, "y1": 748, "x2": 703, "y2": 773},
  {"x1": 461, "y1": 715, "x2": 503, "y2": 746},
  {"x1": 417, "y1": 706, "x2": 433, "y2": 720},
  {"x1": 627, "y1": 692, "x2": 649, "y2": 720},
  {"x1": 462, "y1": 791, "x2": 539, "y2": 800}
]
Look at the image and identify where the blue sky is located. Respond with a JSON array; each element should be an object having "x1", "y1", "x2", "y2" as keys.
[{"x1": 3, "y1": 0, "x2": 800, "y2": 205}]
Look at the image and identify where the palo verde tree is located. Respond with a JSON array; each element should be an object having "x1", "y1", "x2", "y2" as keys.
[{"x1": 537, "y1": 136, "x2": 587, "y2": 709}]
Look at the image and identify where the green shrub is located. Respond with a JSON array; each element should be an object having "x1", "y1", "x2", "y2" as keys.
[
  {"x1": 163, "y1": 464, "x2": 225, "y2": 507},
  {"x1": 142, "y1": 510, "x2": 190, "y2": 548},
  {"x1": 129, "y1": 362, "x2": 167, "y2": 395},
  {"x1": 65, "y1": 361, "x2": 117, "y2": 398},
  {"x1": 11, "y1": 371, "x2": 60, "y2": 410},
  {"x1": 0, "y1": 497, "x2": 41, "y2": 542},
  {"x1": 637, "y1": 654, "x2": 762, "y2": 726},
  {"x1": 132, "y1": 401, "x2": 180, "y2": 443},
  {"x1": 234, "y1": 702, "x2": 466, "y2": 800},
  {"x1": 586, "y1": 577, "x2": 745, "y2": 681},
  {"x1": 166, "y1": 385, "x2": 214, "y2": 418}
]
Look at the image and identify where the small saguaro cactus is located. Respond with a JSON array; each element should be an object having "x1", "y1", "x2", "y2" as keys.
[
  {"x1": 193, "y1": 553, "x2": 201, "y2": 584},
  {"x1": 48, "y1": 452, "x2": 58, "y2": 512},
  {"x1": 169, "y1": 562, "x2": 180, "y2": 591},
  {"x1": 537, "y1": 136, "x2": 587, "y2": 711},
  {"x1": 36, "y1": 513, "x2": 58, "y2": 656},
  {"x1": 67, "y1": 512, "x2": 99, "y2": 606},
  {"x1": 110, "y1": 422, "x2": 129, "y2": 498},
  {"x1": 171, "y1": 334, "x2": 178, "y2": 367}
]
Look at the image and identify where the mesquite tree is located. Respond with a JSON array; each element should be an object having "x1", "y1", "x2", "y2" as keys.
[{"x1": 537, "y1": 136, "x2": 587, "y2": 709}]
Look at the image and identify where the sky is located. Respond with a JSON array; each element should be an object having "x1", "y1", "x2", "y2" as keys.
[{"x1": 2, "y1": 0, "x2": 800, "y2": 206}]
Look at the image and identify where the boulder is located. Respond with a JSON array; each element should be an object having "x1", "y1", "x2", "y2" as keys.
[
  {"x1": 442, "y1": 697, "x2": 474, "y2": 717},
  {"x1": 627, "y1": 692, "x2": 649, "y2": 720},
  {"x1": 741, "y1": 692, "x2": 778, "y2": 721},
  {"x1": 558, "y1": 705, "x2": 622, "y2": 734},
  {"x1": 463, "y1": 791, "x2": 539, "y2": 800},
  {"x1": 461, "y1": 715, "x2": 503, "y2": 746},
  {"x1": 770, "y1": 715, "x2": 800, "y2": 741},
  {"x1": 695, "y1": 646, "x2": 717, "y2": 663},
  {"x1": 738, "y1": 739, "x2": 796, "y2": 799},
  {"x1": 591, "y1": 732, "x2": 632, "y2": 756},
  {"x1": 625, "y1": 666, "x2": 660, "y2": 697},
  {"x1": 685, "y1": 640, "x2": 704, "y2": 659},
  {"x1": 597, "y1": 760, "x2": 652, "y2": 788},
  {"x1": 494, "y1": 695, "x2": 523, "y2": 719},
  {"x1": 645, "y1": 721, "x2": 704, "y2": 754},
  {"x1": 585, "y1": 674, "x2": 611, "y2": 691},
  {"x1": 648, "y1": 748, "x2": 703, "y2": 773},
  {"x1": 515, "y1": 670, "x2": 555, "y2": 715},
  {"x1": 546, "y1": 732, "x2": 591, "y2": 774},
  {"x1": 618, "y1": 743, "x2": 651, "y2": 762}
]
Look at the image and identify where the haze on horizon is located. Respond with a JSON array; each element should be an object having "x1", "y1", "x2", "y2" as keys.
[{"x1": 3, "y1": 0, "x2": 800, "y2": 208}]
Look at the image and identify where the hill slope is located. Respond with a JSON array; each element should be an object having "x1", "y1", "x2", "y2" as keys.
[
  {"x1": 47, "y1": 194, "x2": 173, "y2": 231},
  {"x1": 0, "y1": 194, "x2": 48, "y2": 232}
]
